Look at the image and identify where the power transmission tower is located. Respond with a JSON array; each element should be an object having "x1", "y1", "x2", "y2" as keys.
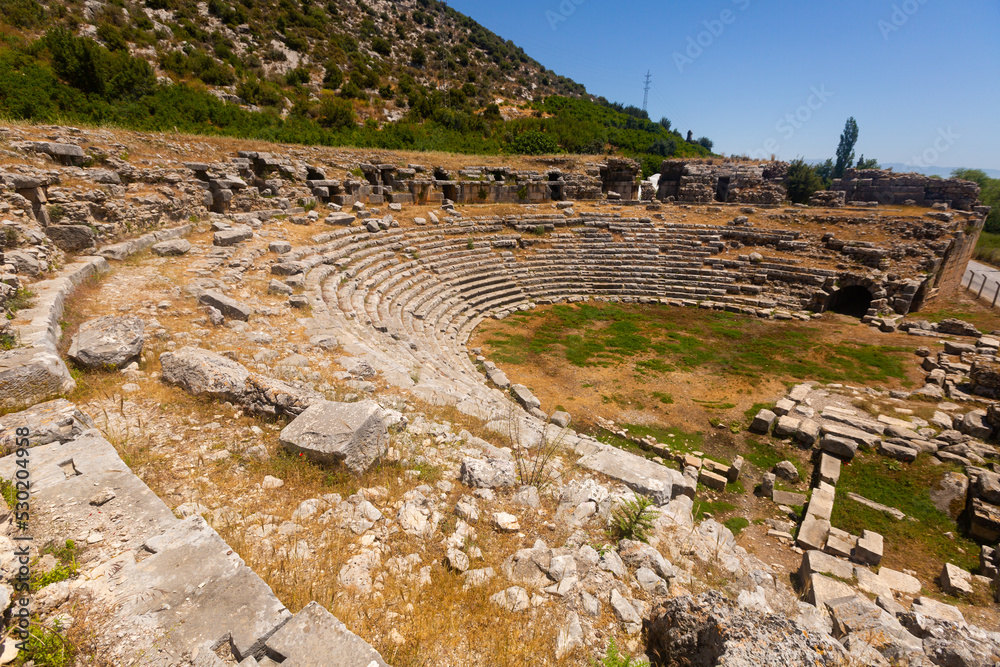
[{"x1": 642, "y1": 70, "x2": 652, "y2": 114}]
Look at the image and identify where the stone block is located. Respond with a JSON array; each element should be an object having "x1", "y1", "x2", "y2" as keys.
[
  {"x1": 818, "y1": 453, "x2": 841, "y2": 486},
  {"x1": 878, "y1": 567, "x2": 923, "y2": 595},
  {"x1": 213, "y1": 225, "x2": 253, "y2": 246},
  {"x1": 794, "y1": 419, "x2": 821, "y2": 446},
  {"x1": 68, "y1": 315, "x2": 144, "y2": 370},
  {"x1": 279, "y1": 400, "x2": 387, "y2": 474},
  {"x1": 799, "y1": 549, "x2": 854, "y2": 582},
  {"x1": 749, "y1": 408, "x2": 776, "y2": 434},
  {"x1": 698, "y1": 468, "x2": 727, "y2": 491},
  {"x1": 198, "y1": 290, "x2": 252, "y2": 321},
  {"x1": 853, "y1": 530, "x2": 883, "y2": 566},
  {"x1": 264, "y1": 601, "x2": 388, "y2": 666},
  {"x1": 805, "y1": 572, "x2": 854, "y2": 608},
  {"x1": 772, "y1": 489, "x2": 807, "y2": 507},
  {"x1": 820, "y1": 434, "x2": 858, "y2": 460},
  {"x1": 797, "y1": 515, "x2": 830, "y2": 551},
  {"x1": 940, "y1": 562, "x2": 973, "y2": 597}
]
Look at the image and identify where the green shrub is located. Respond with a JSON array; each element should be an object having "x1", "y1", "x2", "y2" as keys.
[
  {"x1": 316, "y1": 94, "x2": 355, "y2": 129},
  {"x1": 507, "y1": 129, "x2": 558, "y2": 155},
  {"x1": 785, "y1": 158, "x2": 824, "y2": 204},
  {"x1": 19, "y1": 618, "x2": 75, "y2": 667},
  {"x1": 46, "y1": 203, "x2": 65, "y2": 223},
  {"x1": 610, "y1": 496, "x2": 658, "y2": 543},
  {"x1": 0, "y1": 0, "x2": 45, "y2": 28},
  {"x1": 593, "y1": 637, "x2": 648, "y2": 667}
]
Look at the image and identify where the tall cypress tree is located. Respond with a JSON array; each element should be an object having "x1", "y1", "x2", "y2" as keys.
[{"x1": 833, "y1": 117, "x2": 859, "y2": 179}]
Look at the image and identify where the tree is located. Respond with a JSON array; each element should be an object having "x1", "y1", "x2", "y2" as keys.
[
  {"x1": 785, "y1": 158, "x2": 824, "y2": 204},
  {"x1": 833, "y1": 117, "x2": 859, "y2": 179},
  {"x1": 856, "y1": 155, "x2": 880, "y2": 170},
  {"x1": 316, "y1": 93, "x2": 355, "y2": 129},
  {"x1": 697, "y1": 136, "x2": 713, "y2": 152},
  {"x1": 658, "y1": 117, "x2": 671, "y2": 132},
  {"x1": 814, "y1": 158, "x2": 834, "y2": 187}
]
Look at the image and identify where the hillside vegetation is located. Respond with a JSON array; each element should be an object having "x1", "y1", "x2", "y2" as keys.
[{"x1": 0, "y1": 0, "x2": 710, "y2": 171}]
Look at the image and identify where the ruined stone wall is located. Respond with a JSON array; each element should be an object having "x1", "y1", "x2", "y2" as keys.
[
  {"x1": 654, "y1": 159, "x2": 787, "y2": 205},
  {"x1": 832, "y1": 169, "x2": 982, "y2": 210},
  {"x1": 922, "y1": 216, "x2": 985, "y2": 308}
]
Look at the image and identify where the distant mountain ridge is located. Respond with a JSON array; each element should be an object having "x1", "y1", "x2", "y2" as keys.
[{"x1": 806, "y1": 160, "x2": 1000, "y2": 180}]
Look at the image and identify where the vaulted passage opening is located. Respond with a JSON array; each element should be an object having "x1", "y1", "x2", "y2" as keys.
[
  {"x1": 827, "y1": 285, "x2": 873, "y2": 317},
  {"x1": 715, "y1": 176, "x2": 731, "y2": 202}
]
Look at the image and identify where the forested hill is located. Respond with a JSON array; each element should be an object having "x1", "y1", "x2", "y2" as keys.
[{"x1": 0, "y1": 0, "x2": 712, "y2": 170}]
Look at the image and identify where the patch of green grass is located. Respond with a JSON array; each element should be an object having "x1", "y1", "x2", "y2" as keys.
[
  {"x1": 830, "y1": 452, "x2": 980, "y2": 576},
  {"x1": 6, "y1": 287, "x2": 35, "y2": 319},
  {"x1": 693, "y1": 499, "x2": 737, "y2": 521},
  {"x1": 0, "y1": 477, "x2": 16, "y2": 509},
  {"x1": 621, "y1": 423, "x2": 704, "y2": 454},
  {"x1": 18, "y1": 619, "x2": 76, "y2": 667},
  {"x1": 483, "y1": 304, "x2": 914, "y2": 385},
  {"x1": 724, "y1": 517, "x2": 750, "y2": 536},
  {"x1": 651, "y1": 391, "x2": 674, "y2": 405}
]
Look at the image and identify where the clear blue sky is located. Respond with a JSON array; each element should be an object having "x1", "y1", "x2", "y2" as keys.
[{"x1": 446, "y1": 0, "x2": 1000, "y2": 171}]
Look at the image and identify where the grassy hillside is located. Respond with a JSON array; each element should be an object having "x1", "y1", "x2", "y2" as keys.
[{"x1": 0, "y1": 0, "x2": 710, "y2": 170}]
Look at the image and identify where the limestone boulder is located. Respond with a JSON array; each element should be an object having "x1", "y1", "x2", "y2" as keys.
[
  {"x1": 152, "y1": 239, "x2": 192, "y2": 256},
  {"x1": 45, "y1": 225, "x2": 95, "y2": 252},
  {"x1": 279, "y1": 400, "x2": 387, "y2": 474},
  {"x1": 198, "y1": 290, "x2": 252, "y2": 321},
  {"x1": 68, "y1": 315, "x2": 145, "y2": 369},
  {"x1": 460, "y1": 457, "x2": 517, "y2": 489},
  {"x1": 160, "y1": 347, "x2": 251, "y2": 400},
  {"x1": 648, "y1": 591, "x2": 845, "y2": 666}
]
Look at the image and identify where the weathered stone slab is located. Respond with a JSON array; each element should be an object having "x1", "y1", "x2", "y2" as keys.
[
  {"x1": 263, "y1": 601, "x2": 389, "y2": 666},
  {"x1": 460, "y1": 457, "x2": 517, "y2": 489},
  {"x1": 940, "y1": 562, "x2": 973, "y2": 596},
  {"x1": 198, "y1": 290, "x2": 252, "y2": 321},
  {"x1": 699, "y1": 468, "x2": 727, "y2": 491},
  {"x1": 821, "y1": 422, "x2": 880, "y2": 449},
  {"x1": 152, "y1": 239, "x2": 192, "y2": 256},
  {"x1": 772, "y1": 489, "x2": 807, "y2": 507},
  {"x1": 877, "y1": 567, "x2": 921, "y2": 595},
  {"x1": 820, "y1": 434, "x2": 858, "y2": 460},
  {"x1": 854, "y1": 530, "x2": 883, "y2": 566},
  {"x1": 511, "y1": 384, "x2": 541, "y2": 410},
  {"x1": 213, "y1": 225, "x2": 253, "y2": 246},
  {"x1": 806, "y1": 572, "x2": 855, "y2": 608},
  {"x1": 161, "y1": 346, "x2": 251, "y2": 399},
  {"x1": 799, "y1": 549, "x2": 854, "y2": 582},
  {"x1": 819, "y1": 453, "x2": 841, "y2": 486},
  {"x1": 279, "y1": 400, "x2": 387, "y2": 473},
  {"x1": 68, "y1": 315, "x2": 145, "y2": 369},
  {"x1": 795, "y1": 419, "x2": 821, "y2": 446},
  {"x1": 0, "y1": 398, "x2": 94, "y2": 452},
  {"x1": 878, "y1": 440, "x2": 918, "y2": 463},
  {"x1": 806, "y1": 487, "x2": 835, "y2": 521},
  {"x1": 847, "y1": 492, "x2": 905, "y2": 520},
  {"x1": 577, "y1": 447, "x2": 684, "y2": 504},
  {"x1": 45, "y1": 224, "x2": 95, "y2": 251},
  {"x1": 797, "y1": 515, "x2": 830, "y2": 551}
]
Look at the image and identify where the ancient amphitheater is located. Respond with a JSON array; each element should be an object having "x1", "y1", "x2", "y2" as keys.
[{"x1": 1, "y1": 125, "x2": 1000, "y2": 666}]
